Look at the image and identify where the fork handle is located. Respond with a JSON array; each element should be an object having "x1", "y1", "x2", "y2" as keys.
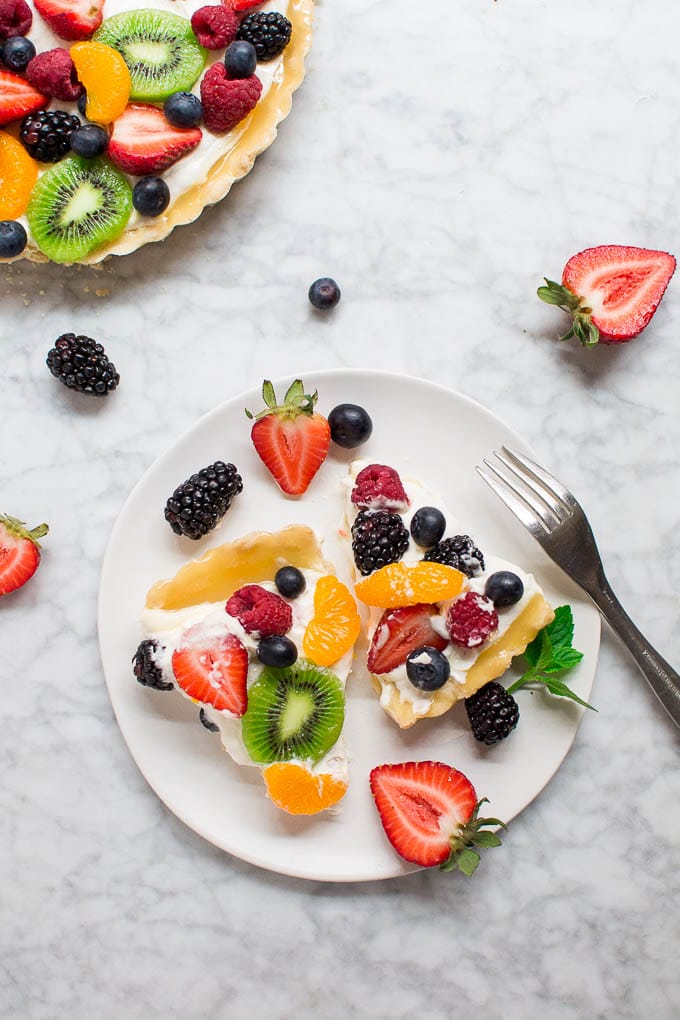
[{"x1": 590, "y1": 579, "x2": 680, "y2": 728}]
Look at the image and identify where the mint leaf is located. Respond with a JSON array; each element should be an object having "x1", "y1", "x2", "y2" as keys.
[
  {"x1": 508, "y1": 605, "x2": 594, "y2": 709},
  {"x1": 542, "y1": 677, "x2": 596, "y2": 711},
  {"x1": 546, "y1": 605, "x2": 575, "y2": 650}
]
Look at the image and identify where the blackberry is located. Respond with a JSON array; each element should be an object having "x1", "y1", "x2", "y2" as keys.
[
  {"x1": 20, "y1": 109, "x2": 80, "y2": 163},
  {"x1": 237, "y1": 11, "x2": 292, "y2": 61},
  {"x1": 351, "y1": 509, "x2": 410, "y2": 576},
  {"x1": 199, "y1": 707, "x2": 219, "y2": 732},
  {"x1": 424, "y1": 534, "x2": 485, "y2": 577},
  {"x1": 132, "y1": 639, "x2": 173, "y2": 691},
  {"x1": 164, "y1": 461, "x2": 243, "y2": 540},
  {"x1": 46, "y1": 333, "x2": 120, "y2": 396},
  {"x1": 465, "y1": 682, "x2": 519, "y2": 745}
]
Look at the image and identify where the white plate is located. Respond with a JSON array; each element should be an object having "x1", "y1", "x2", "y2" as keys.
[{"x1": 98, "y1": 370, "x2": 600, "y2": 882}]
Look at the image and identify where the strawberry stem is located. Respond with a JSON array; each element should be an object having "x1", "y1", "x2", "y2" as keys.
[
  {"x1": 245, "y1": 379, "x2": 319, "y2": 422},
  {"x1": 441, "y1": 798, "x2": 507, "y2": 876},
  {"x1": 537, "y1": 279, "x2": 601, "y2": 347},
  {"x1": 1, "y1": 514, "x2": 49, "y2": 548}
]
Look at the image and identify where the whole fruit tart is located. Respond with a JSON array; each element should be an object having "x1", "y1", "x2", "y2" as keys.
[{"x1": 0, "y1": 0, "x2": 312, "y2": 263}]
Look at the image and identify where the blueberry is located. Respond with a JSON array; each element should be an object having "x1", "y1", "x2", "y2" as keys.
[
  {"x1": 328, "y1": 403, "x2": 373, "y2": 449},
  {"x1": 164, "y1": 91, "x2": 203, "y2": 128},
  {"x1": 77, "y1": 92, "x2": 88, "y2": 117},
  {"x1": 70, "y1": 124, "x2": 108, "y2": 158},
  {"x1": 405, "y1": 646, "x2": 451, "y2": 691},
  {"x1": 410, "y1": 506, "x2": 446, "y2": 549},
  {"x1": 274, "y1": 566, "x2": 306, "y2": 599},
  {"x1": 1, "y1": 36, "x2": 35, "y2": 73},
  {"x1": 199, "y1": 707, "x2": 219, "y2": 732},
  {"x1": 133, "y1": 177, "x2": 170, "y2": 217},
  {"x1": 484, "y1": 571, "x2": 524, "y2": 608},
  {"x1": 257, "y1": 635, "x2": 298, "y2": 668},
  {"x1": 224, "y1": 40, "x2": 257, "y2": 80},
  {"x1": 0, "y1": 221, "x2": 27, "y2": 258},
  {"x1": 309, "y1": 277, "x2": 341, "y2": 310}
]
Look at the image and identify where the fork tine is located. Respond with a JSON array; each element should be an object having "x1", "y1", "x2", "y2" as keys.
[
  {"x1": 493, "y1": 448, "x2": 569, "y2": 523},
  {"x1": 476, "y1": 462, "x2": 551, "y2": 538},
  {"x1": 482, "y1": 456, "x2": 563, "y2": 529},
  {"x1": 501, "y1": 446, "x2": 578, "y2": 513}
]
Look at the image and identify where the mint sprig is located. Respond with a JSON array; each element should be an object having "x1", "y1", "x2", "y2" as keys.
[{"x1": 507, "y1": 605, "x2": 595, "y2": 710}]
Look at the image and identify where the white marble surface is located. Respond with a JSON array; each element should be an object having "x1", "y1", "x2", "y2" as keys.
[{"x1": 2, "y1": 0, "x2": 680, "y2": 1016}]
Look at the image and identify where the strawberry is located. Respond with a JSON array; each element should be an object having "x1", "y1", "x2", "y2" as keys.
[
  {"x1": 172, "y1": 626, "x2": 248, "y2": 716},
  {"x1": 538, "y1": 245, "x2": 676, "y2": 346},
  {"x1": 369, "y1": 761, "x2": 505, "y2": 874},
  {"x1": 230, "y1": 0, "x2": 264, "y2": 10},
  {"x1": 0, "y1": 514, "x2": 48, "y2": 597},
  {"x1": 246, "y1": 379, "x2": 331, "y2": 496},
  {"x1": 108, "y1": 104, "x2": 202, "y2": 176},
  {"x1": 367, "y1": 604, "x2": 448, "y2": 674},
  {"x1": 0, "y1": 69, "x2": 48, "y2": 127},
  {"x1": 33, "y1": 0, "x2": 104, "y2": 41}
]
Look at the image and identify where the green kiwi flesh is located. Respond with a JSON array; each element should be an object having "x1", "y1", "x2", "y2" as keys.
[
  {"x1": 95, "y1": 10, "x2": 206, "y2": 103},
  {"x1": 27, "y1": 156, "x2": 132, "y2": 264},
  {"x1": 241, "y1": 661, "x2": 345, "y2": 765}
]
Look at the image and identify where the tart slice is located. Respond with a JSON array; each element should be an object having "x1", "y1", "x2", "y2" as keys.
[
  {"x1": 341, "y1": 461, "x2": 555, "y2": 729},
  {"x1": 135, "y1": 525, "x2": 360, "y2": 815}
]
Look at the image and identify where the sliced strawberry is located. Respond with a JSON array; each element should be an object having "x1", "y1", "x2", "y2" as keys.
[
  {"x1": 34, "y1": 0, "x2": 104, "y2": 41},
  {"x1": 538, "y1": 245, "x2": 676, "y2": 345},
  {"x1": 0, "y1": 514, "x2": 48, "y2": 597},
  {"x1": 0, "y1": 69, "x2": 48, "y2": 127},
  {"x1": 246, "y1": 379, "x2": 331, "y2": 496},
  {"x1": 230, "y1": 0, "x2": 264, "y2": 10},
  {"x1": 172, "y1": 627, "x2": 248, "y2": 716},
  {"x1": 367, "y1": 604, "x2": 447, "y2": 675},
  {"x1": 108, "y1": 103, "x2": 202, "y2": 176},
  {"x1": 369, "y1": 761, "x2": 505, "y2": 874}
]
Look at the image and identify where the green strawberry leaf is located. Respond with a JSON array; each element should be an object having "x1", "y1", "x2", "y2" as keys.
[{"x1": 453, "y1": 848, "x2": 481, "y2": 877}]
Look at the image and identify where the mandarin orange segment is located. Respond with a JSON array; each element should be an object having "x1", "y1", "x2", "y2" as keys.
[
  {"x1": 0, "y1": 131, "x2": 38, "y2": 219},
  {"x1": 354, "y1": 561, "x2": 466, "y2": 608},
  {"x1": 70, "y1": 42, "x2": 131, "y2": 124},
  {"x1": 302, "y1": 575, "x2": 361, "y2": 668},
  {"x1": 263, "y1": 762, "x2": 348, "y2": 815}
]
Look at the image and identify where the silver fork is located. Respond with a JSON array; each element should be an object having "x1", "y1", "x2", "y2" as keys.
[{"x1": 476, "y1": 446, "x2": 680, "y2": 729}]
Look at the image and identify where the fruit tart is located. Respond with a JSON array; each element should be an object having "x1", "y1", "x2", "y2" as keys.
[
  {"x1": 0, "y1": 0, "x2": 312, "y2": 263},
  {"x1": 342, "y1": 460, "x2": 555, "y2": 728},
  {"x1": 134, "y1": 524, "x2": 361, "y2": 815}
]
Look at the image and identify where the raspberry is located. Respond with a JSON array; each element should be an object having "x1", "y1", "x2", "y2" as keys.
[
  {"x1": 447, "y1": 592, "x2": 499, "y2": 649},
  {"x1": 26, "y1": 48, "x2": 83, "y2": 102},
  {"x1": 226, "y1": 584, "x2": 293, "y2": 637},
  {"x1": 190, "y1": 4, "x2": 238, "y2": 50},
  {"x1": 200, "y1": 63, "x2": 262, "y2": 133},
  {"x1": 351, "y1": 509, "x2": 410, "y2": 576},
  {"x1": 424, "y1": 535, "x2": 485, "y2": 578},
  {"x1": 0, "y1": 0, "x2": 31, "y2": 40},
  {"x1": 465, "y1": 681, "x2": 519, "y2": 745},
  {"x1": 351, "y1": 464, "x2": 409, "y2": 512}
]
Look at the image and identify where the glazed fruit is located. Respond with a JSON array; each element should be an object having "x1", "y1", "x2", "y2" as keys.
[
  {"x1": 0, "y1": 514, "x2": 48, "y2": 597},
  {"x1": 241, "y1": 661, "x2": 345, "y2": 764},
  {"x1": 237, "y1": 11, "x2": 292, "y2": 61},
  {"x1": 351, "y1": 463, "x2": 409, "y2": 512},
  {"x1": 132, "y1": 638, "x2": 172, "y2": 691},
  {"x1": 1, "y1": 35, "x2": 35, "y2": 72},
  {"x1": 0, "y1": 129, "x2": 37, "y2": 219},
  {"x1": 200, "y1": 63, "x2": 261, "y2": 133},
  {"x1": 302, "y1": 575, "x2": 361, "y2": 668},
  {"x1": 34, "y1": 0, "x2": 104, "y2": 42},
  {"x1": 424, "y1": 534, "x2": 485, "y2": 578},
  {"x1": 369, "y1": 761, "x2": 505, "y2": 873},
  {"x1": 351, "y1": 509, "x2": 409, "y2": 576},
  {"x1": 224, "y1": 39, "x2": 257, "y2": 80},
  {"x1": 226, "y1": 584, "x2": 292, "y2": 637},
  {"x1": 274, "y1": 565, "x2": 306, "y2": 599},
  {"x1": 247, "y1": 379, "x2": 331, "y2": 496},
  {"x1": 46, "y1": 333, "x2": 119, "y2": 395},
  {"x1": 484, "y1": 570, "x2": 524, "y2": 608},
  {"x1": 263, "y1": 762, "x2": 347, "y2": 816},
  {"x1": 367, "y1": 604, "x2": 447, "y2": 675},
  {"x1": 132, "y1": 176, "x2": 170, "y2": 217},
  {"x1": 354, "y1": 561, "x2": 465, "y2": 609},
  {"x1": 172, "y1": 626, "x2": 248, "y2": 715},
  {"x1": 538, "y1": 245, "x2": 677, "y2": 345},
  {"x1": 256, "y1": 634, "x2": 298, "y2": 668},
  {"x1": 308, "y1": 276, "x2": 341, "y2": 310},
  {"x1": 0, "y1": 68, "x2": 47, "y2": 126},
  {"x1": 95, "y1": 9, "x2": 206, "y2": 103},
  {"x1": 465, "y1": 681, "x2": 520, "y2": 745},
  {"x1": 69, "y1": 123, "x2": 108, "y2": 158},
  {"x1": 20, "y1": 109, "x2": 80, "y2": 162},
  {"x1": 405, "y1": 646, "x2": 451, "y2": 691},
  {"x1": 163, "y1": 90, "x2": 202, "y2": 128},
  {"x1": 190, "y1": 4, "x2": 238, "y2": 50},
  {"x1": 447, "y1": 592, "x2": 499, "y2": 649},
  {"x1": 25, "y1": 48, "x2": 82, "y2": 100},
  {"x1": 410, "y1": 506, "x2": 446, "y2": 549},
  {"x1": 109, "y1": 103, "x2": 202, "y2": 175},
  {"x1": 0, "y1": 219, "x2": 27, "y2": 257},
  {"x1": 328, "y1": 403, "x2": 372, "y2": 449},
  {"x1": 164, "y1": 461, "x2": 243, "y2": 540},
  {"x1": 27, "y1": 154, "x2": 132, "y2": 263},
  {"x1": 0, "y1": 0, "x2": 32, "y2": 40},
  {"x1": 70, "y1": 40, "x2": 131, "y2": 123}
]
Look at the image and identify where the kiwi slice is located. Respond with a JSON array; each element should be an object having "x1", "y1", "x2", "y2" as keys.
[
  {"x1": 241, "y1": 661, "x2": 345, "y2": 765},
  {"x1": 95, "y1": 10, "x2": 206, "y2": 103},
  {"x1": 27, "y1": 156, "x2": 132, "y2": 264}
]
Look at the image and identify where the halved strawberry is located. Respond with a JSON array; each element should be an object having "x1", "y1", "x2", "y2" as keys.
[
  {"x1": 108, "y1": 104, "x2": 202, "y2": 176},
  {"x1": 34, "y1": 0, "x2": 104, "y2": 41},
  {"x1": 246, "y1": 379, "x2": 331, "y2": 496},
  {"x1": 230, "y1": 0, "x2": 263, "y2": 10},
  {"x1": 369, "y1": 761, "x2": 505, "y2": 874},
  {"x1": 0, "y1": 69, "x2": 47, "y2": 127},
  {"x1": 538, "y1": 245, "x2": 676, "y2": 345},
  {"x1": 172, "y1": 627, "x2": 248, "y2": 716},
  {"x1": 367, "y1": 604, "x2": 448, "y2": 674},
  {"x1": 0, "y1": 514, "x2": 48, "y2": 597}
]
